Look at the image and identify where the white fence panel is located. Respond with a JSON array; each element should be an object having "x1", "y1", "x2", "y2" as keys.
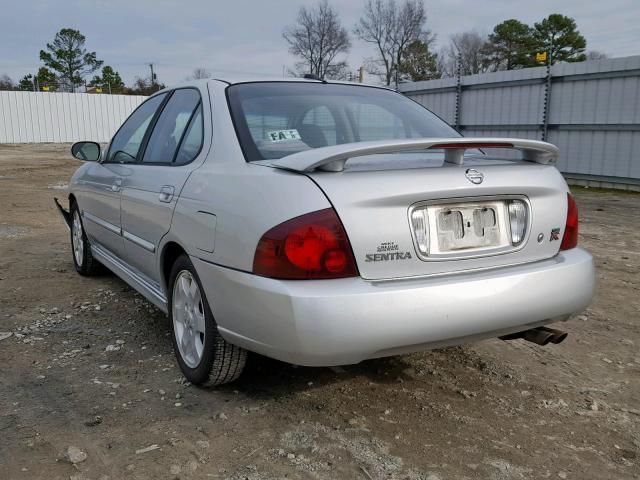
[{"x1": 0, "y1": 91, "x2": 147, "y2": 143}]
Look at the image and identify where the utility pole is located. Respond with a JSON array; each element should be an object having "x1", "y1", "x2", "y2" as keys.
[
  {"x1": 454, "y1": 53, "x2": 462, "y2": 132},
  {"x1": 542, "y1": 50, "x2": 552, "y2": 142},
  {"x1": 149, "y1": 63, "x2": 156, "y2": 91},
  {"x1": 358, "y1": 65, "x2": 364, "y2": 83}
]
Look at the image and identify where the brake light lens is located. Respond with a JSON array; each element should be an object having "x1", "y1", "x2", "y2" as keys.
[
  {"x1": 429, "y1": 142, "x2": 514, "y2": 150},
  {"x1": 253, "y1": 208, "x2": 358, "y2": 279},
  {"x1": 560, "y1": 193, "x2": 579, "y2": 250}
]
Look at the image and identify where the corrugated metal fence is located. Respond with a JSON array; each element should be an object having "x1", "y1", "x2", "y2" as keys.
[
  {"x1": 399, "y1": 56, "x2": 640, "y2": 190},
  {"x1": 0, "y1": 91, "x2": 146, "y2": 143}
]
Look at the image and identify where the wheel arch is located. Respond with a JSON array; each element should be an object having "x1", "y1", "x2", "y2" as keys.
[{"x1": 161, "y1": 241, "x2": 188, "y2": 291}]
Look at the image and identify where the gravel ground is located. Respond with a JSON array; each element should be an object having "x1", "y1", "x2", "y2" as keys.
[{"x1": 0, "y1": 143, "x2": 639, "y2": 480}]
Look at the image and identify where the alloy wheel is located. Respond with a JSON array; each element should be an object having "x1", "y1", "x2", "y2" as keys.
[
  {"x1": 172, "y1": 270, "x2": 206, "y2": 368},
  {"x1": 72, "y1": 210, "x2": 84, "y2": 266}
]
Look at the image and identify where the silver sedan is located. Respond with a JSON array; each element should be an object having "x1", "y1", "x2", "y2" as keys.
[{"x1": 56, "y1": 78, "x2": 595, "y2": 386}]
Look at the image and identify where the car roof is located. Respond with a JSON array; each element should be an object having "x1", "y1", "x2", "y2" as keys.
[
  {"x1": 159, "y1": 77, "x2": 393, "y2": 92},
  {"x1": 216, "y1": 76, "x2": 393, "y2": 90}
]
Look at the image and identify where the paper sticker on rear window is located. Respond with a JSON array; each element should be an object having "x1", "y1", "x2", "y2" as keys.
[{"x1": 267, "y1": 129, "x2": 301, "y2": 142}]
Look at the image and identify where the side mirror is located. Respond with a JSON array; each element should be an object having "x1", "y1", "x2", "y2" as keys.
[{"x1": 71, "y1": 141, "x2": 101, "y2": 162}]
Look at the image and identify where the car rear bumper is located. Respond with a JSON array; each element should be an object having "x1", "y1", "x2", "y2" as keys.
[{"x1": 193, "y1": 247, "x2": 595, "y2": 366}]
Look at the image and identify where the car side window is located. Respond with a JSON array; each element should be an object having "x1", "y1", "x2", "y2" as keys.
[
  {"x1": 174, "y1": 105, "x2": 203, "y2": 165},
  {"x1": 142, "y1": 89, "x2": 201, "y2": 164},
  {"x1": 107, "y1": 93, "x2": 167, "y2": 163}
]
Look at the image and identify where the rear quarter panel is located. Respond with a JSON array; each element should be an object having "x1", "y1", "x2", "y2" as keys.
[
  {"x1": 170, "y1": 164, "x2": 331, "y2": 272},
  {"x1": 162, "y1": 80, "x2": 331, "y2": 274}
]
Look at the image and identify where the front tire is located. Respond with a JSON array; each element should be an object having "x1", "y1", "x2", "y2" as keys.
[
  {"x1": 168, "y1": 254, "x2": 246, "y2": 386},
  {"x1": 70, "y1": 202, "x2": 103, "y2": 276}
]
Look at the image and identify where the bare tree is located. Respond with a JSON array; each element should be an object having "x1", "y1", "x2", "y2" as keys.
[
  {"x1": 440, "y1": 31, "x2": 490, "y2": 77},
  {"x1": 286, "y1": 62, "x2": 353, "y2": 80},
  {"x1": 126, "y1": 77, "x2": 167, "y2": 96},
  {"x1": 0, "y1": 74, "x2": 15, "y2": 91},
  {"x1": 189, "y1": 68, "x2": 211, "y2": 80},
  {"x1": 354, "y1": 0, "x2": 429, "y2": 86},
  {"x1": 586, "y1": 50, "x2": 608, "y2": 60},
  {"x1": 283, "y1": 0, "x2": 351, "y2": 79},
  {"x1": 354, "y1": 0, "x2": 394, "y2": 85}
]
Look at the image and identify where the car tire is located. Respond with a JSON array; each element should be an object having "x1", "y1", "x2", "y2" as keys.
[
  {"x1": 70, "y1": 201, "x2": 103, "y2": 276},
  {"x1": 168, "y1": 254, "x2": 246, "y2": 386}
]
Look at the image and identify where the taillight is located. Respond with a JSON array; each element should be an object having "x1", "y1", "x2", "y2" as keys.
[
  {"x1": 507, "y1": 199, "x2": 528, "y2": 245},
  {"x1": 560, "y1": 193, "x2": 579, "y2": 250},
  {"x1": 253, "y1": 208, "x2": 358, "y2": 279}
]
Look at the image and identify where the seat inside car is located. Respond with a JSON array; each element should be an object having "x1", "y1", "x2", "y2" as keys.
[{"x1": 297, "y1": 124, "x2": 328, "y2": 148}]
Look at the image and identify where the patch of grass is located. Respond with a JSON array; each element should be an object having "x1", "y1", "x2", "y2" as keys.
[{"x1": 569, "y1": 185, "x2": 640, "y2": 196}]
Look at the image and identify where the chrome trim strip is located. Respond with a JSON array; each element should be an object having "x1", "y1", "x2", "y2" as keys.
[
  {"x1": 82, "y1": 211, "x2": 121, "y2": 236},
  {"x1": 123, "y1": 230, "x2": 156, "y2": 253},
  {"x1": 91, "y1": 243, "x2": 167, "y2": 313},
  {"x1": 83, "y1": 211, "x2": 156, "y2": 252}
]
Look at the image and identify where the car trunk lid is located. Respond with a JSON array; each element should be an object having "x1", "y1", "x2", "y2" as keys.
[{"x1": 268, "y1": 139, "x2": 569, "y2": 281}]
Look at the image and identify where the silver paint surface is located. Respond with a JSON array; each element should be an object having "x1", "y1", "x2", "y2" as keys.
[{"x1": 66, "y1": 78, "x2": 595, "y2": 366}]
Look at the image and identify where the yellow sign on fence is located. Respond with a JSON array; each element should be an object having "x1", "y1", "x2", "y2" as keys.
[
  {"x1": 536, "y1": 51, "x2": 548, "y2": 62},
  {"x1": 41, "y1": 85, "x2": 50, "y2": 91},
  {"x1": 96, "y1": 88, "x2": 103, "y2": 93}
]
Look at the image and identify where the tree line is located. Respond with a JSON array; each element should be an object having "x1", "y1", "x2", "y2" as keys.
[
  {"x1": 0, "y1": 2, "x2": 607, "y2": 93},
  {"x1": 0, "y1": 28, "x2": 163, "y2": 95},
  {"x1": 284, "y1": 0, "x2": 605, "y2": 85}
]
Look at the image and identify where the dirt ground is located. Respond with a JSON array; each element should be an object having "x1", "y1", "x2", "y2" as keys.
[{"x1": 0, "y1": 143, "x2": 638, "y2": 480}]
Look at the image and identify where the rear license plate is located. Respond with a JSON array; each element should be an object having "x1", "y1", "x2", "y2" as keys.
[{"x1": 428, "y1": 201, "x2": 511, "y2": 254}]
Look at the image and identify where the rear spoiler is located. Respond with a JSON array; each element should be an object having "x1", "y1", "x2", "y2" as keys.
[{"x1": 269, "y1": 137, "x2": 559, "y2": 173}]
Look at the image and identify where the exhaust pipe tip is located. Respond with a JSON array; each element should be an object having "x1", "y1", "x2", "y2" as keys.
[
  {"x1": 553, "y1": 332, "x2": 568, "y2": 344},
  {"x1": 539, "y1": 327, "x2": 568, "y2": 344},
  {"x1": 522, "y1": 329, "x2": 554, "y2": 346},
  {"x1": 500, "y1": 326, "x2": 568, "y2": 346}
]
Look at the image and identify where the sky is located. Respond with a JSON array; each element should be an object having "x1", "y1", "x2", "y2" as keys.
[{"x1": 1, "y1": 0, "x2": 639, "y2": 86}]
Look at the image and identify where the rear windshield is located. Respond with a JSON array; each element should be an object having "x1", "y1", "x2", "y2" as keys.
[{"x1": 227, "y1": 82, "x2": 459, "y2": 162}]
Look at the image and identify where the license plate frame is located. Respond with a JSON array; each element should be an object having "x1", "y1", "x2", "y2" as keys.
[{"x1": 409, "y1": 197, "x2": 527, "y2": 261}]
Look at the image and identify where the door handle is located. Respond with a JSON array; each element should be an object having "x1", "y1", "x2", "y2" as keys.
[
  {"x1": 111, "y1": 178, "x2": 122, "y2": 192},
  {"x1": 159, "y1": 185, "x2": 175, "y2": 203}
]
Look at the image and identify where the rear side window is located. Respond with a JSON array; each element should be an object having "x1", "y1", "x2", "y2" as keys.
[
  {"x1": 142, "y1": 89, "x2": 201, "y2": 164},
  {"x1": 175, "y1": 106, "x2": 203, "y2": 165},
  {"x1": 108, "y1": 93, "x2": 166, "y2": 163}
]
